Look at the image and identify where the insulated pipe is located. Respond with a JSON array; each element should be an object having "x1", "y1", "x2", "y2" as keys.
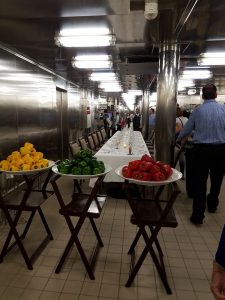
[{"x1": 155, "y1": 43, "x2": 180, "y2": 165}]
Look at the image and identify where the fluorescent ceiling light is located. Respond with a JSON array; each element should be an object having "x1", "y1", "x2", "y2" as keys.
[
  {"x1": 56, "y1": 26, "x2": 115, "y2": 47},
  {"x1": 180, "y1": 69, "x2": 212, "y2": 79},
  {"x1": 100, "y1": 83, "x2": 121, "y2": 89},
  {"x1": 128, "y1": 90, "x2": 142, "y2": 96},
  {"x1": 187, "y1": 89, "x2": 197, "y2": 95},
  {"x1": 57, "y1": 35, "x2": 115, "y2": 47},
  {"x1": 73, "y1": 54, "x2": 112, "y2": 69},
  {"x1": 103, "y1": 88, "x2": 122, "y2": 92},
  {"x1": 178, "y1": 79, "x2": 194, "y2": 91},
  {"x1": 72, "y1": 60, "x2": 112, "y2": 69},
  {"x1": 198, "y1": 52, "x2": 225, "y2": 65},
  {"x1": 74, "y1": 54, "x2": 111, "y2": 61},
  {"x1": 60, "y1": 27, "x2": 111, "y2": 36},
  {"x1": 90, "y1": 72, "x2": 117, "y2": 81},
  {"x1": 199, "y1": 58, "x2": 225, "y2": 65}
]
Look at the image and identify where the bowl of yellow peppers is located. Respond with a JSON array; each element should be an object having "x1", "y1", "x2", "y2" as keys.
[{"x1": 0, "y1": 142, "x2": 54, "y2": 174}]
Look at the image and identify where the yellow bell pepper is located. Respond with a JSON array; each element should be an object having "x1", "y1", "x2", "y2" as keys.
[
  {"x1": 12, "y1": 151, "x2": 21, "y2": 160},
  {"x1": 24, "y1": 142, "x2": 34, "y2": 150},
  {"x1": 35, "y1": 152, "x2": 44, "y2": 159},
  {"x1": 0, "y1": 160, "x2": 9, "y2": 171},
  {"x1": 21, "y1": 164, "x2": 31, "y2": 171},
  {"x1": 9, "y1": 165, "x2": 19, "y2": 171},
  {"x1": 20, "y1": 147, "x2": 30, "y2": 156}
]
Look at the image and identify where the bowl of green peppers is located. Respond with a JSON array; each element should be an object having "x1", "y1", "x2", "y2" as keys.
[{"x1": 52, "y1": 149, "x2": 111, "y2": 178}]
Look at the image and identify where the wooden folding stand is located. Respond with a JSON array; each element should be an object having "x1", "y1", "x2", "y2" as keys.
[
  {"x1": 51, "y1": 172, "x2": 107, "y2": 279},
  {"x1": 0, "y1": 167, "x2": 55, "y2": 270},
  {"x1": 124, "y1": 180, "x2": 181, "y2": 294}
]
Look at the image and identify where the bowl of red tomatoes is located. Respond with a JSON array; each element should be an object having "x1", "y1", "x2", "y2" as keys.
[{"x1": 115, "y1": 154, "x2": 182, "y2": 186}]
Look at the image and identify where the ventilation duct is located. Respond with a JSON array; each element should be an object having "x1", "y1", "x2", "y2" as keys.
[{"x1": 144, "y1": 0, "x2": 158, "y2": 20}]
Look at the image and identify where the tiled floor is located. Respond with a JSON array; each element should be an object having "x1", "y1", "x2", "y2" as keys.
[{"x1": 0, "y1": 175, "x2": 224, "y2": 300}]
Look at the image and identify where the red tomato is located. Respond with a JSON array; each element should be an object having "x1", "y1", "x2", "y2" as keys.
[
  {"x1": 139, "y1": 161, "x2": 153, "y2": 172},
  {"x1": 142, "y1": 172, "x2": 151, "y2": 181},
  {"x1": 160, "y1": 164, "x2": 173, "y2": 179},
  {"x1": 150, "y1": 164, "x2": 161, "y2": 175},
  {"x1": 132, "y1": 171, "x2": 142, "y2": 180},
  {"x1": 141, "y1": 154, "x2": 155, "y2": 163},
  {"x1": 151, "y1": 171, "x2": 166, "y2": 181},
  {"x1": 128, "y1": 160, "x2": 141, "y2": 171},
  {"x1": 122, "y1": 166, "x2": 132, "y2": 178}
]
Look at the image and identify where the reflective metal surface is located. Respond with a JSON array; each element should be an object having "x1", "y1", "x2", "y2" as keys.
[
  {"x1": 1, "y1": 0, "x2": 225, "y2": 92},
  {"x1": 155, "y1": 43, "x2": 180, "y2": 164},
  {"x1": 0, "y1": 47, "x2": 83, "y2": 162}
]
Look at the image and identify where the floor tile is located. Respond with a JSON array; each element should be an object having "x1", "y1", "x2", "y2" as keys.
[{"x1": 1, "y1": 176, "x2": 225, "y2": 300}]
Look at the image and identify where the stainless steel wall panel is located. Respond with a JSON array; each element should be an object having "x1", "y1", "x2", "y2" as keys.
[
  {"x1": 67, "y1": 84, "x2": 81, "y2": 141},
  {"x1": 0, "y1": 48, "x2": 59, "y2": 160},
  {"x1": 0, "y1": 45, "x2": 89, "y2": 164}
]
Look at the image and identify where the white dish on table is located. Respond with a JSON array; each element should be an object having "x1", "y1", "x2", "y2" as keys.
[
  {"x1": 52, "y1": 163, "x2": 112, "y2": 179},
  {"x1": 0, "y1": 160, "x2": 55, "y2": 175},
  {"x1": 115, "y1": 165, "x2": 182, "y2": 186}
]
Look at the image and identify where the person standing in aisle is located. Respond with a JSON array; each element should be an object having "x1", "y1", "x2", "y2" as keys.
[
  {"x1": 175, "y1": 107, "x2": 188, "y2": 179},
  {"x1": 176, "y1": 83, "x2": 225, "y2": 225},
  {"x1": 211, "y1": 225, "x2": 225, "y2": 299},
  {"x1": 115, "y1": 112, "x2": 121, "y2": 131},
  {"x1": 133, "y1": 108, "x2": 142, "y2": 131},
  {"x1": 126, "y1": 113, "x2": 131, "y2": 128},
  {"x1": 148, "y1": 108, "x2": 156, "y2": 138}
]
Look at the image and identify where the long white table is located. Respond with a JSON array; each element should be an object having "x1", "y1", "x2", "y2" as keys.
[{"x1": 94, "y1": 129, "x2": 150, "y2": 182}]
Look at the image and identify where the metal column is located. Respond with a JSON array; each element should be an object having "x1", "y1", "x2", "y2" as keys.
[
  {"x1": 142, "y1": 90, "x2": 150, "y2": 140},
  {"x1": 155, "y1": 43, "x2": 180, "y2": 164}
]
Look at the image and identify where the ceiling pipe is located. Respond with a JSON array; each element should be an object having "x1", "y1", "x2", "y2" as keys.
[{"x1": 174, "y1": 0, "x2": 200, "y2": 38}]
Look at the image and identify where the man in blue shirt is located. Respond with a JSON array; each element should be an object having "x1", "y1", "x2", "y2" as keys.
[{"x1": 177, "y1": 84, "x2": 225, "y2": 225}]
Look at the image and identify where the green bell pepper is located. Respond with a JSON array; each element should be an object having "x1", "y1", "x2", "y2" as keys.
[
  {"x1": 78, "y1": 161, "x2": 87, "y2": 168},
  {"x1": 71, "y1": 166, "x2": 82, "y2": 175},
  {"x1": 93, "y1": 167, "x2": 102, "y2": 175},
  {"x1": 58, "y1": 164, "x2": 71, "y2": 174},
  {"x1": 82, "y1": 166, "x2": 91, "y2": 175}
]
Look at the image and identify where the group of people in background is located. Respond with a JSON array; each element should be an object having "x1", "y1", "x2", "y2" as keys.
[{"x1": 96, "y1": 108, "x2": 143, "y2": 139}]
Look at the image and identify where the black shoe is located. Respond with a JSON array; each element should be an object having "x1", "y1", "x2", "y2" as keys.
[{"x1": 190, "y1": 216, "x2": 203, "y2": 225}]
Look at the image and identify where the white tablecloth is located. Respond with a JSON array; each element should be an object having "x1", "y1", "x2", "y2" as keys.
[{"x1": 94, "y1": 129, "x2": 150, "y2": 182}]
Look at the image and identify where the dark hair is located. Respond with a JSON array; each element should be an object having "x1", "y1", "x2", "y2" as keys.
[
  {"x1": 202, "y1": 84, "x2": 217, "y2": 100},
  {"x1": 176, "y1": 107, "x2": 183, "y2": 117}
]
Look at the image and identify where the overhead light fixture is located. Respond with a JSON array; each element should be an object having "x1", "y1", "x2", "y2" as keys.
[
  {"x1": 180, "y1": 69, "x2": 212, "y2": 79},
  {"x1": 187, "y1": 89, "x2": 197, "y2": 95},
  {"x1": 90, "y1": 72, "x2": 117, "y2": 81},
  {"x1": 72, "y1": 60, "x2": 112, "y2": 69},
  {"x1": 103, "y1": 87, "x2": 122, "y2": 92},
  {"x1": 55, "y1": 26, "x2": 116, "y2": 47},
  {"x1": 72, "y1": 55, "x2": 112, "y2": 69},
  {"x1": 100, "y1": 83, "x2": 121, "y2": 89},
  {"x1": 127, "y1": 90, "x2": 143, "y2": 96},
  {"x1": 178, "y1": 79, "x2": 194, "y2": 91},
  {"x1": 198, "y1": 52, "x2": 225, "y2": 65}
]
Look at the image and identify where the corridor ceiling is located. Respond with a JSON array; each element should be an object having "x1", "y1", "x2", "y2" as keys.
[{"x1": 1, "y1": 0, "x2": 225, "y2": 95}]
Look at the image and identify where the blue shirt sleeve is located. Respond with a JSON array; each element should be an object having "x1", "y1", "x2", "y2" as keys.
[{"x1": 215, "y1": 225, "x2": 225, "y2": 268}]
